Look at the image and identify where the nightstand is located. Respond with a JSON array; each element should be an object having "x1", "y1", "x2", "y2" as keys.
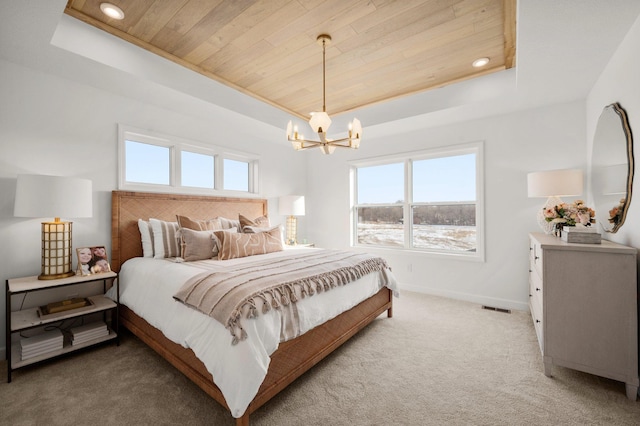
[{"x1": 5, "y1": 271, "x2": 119, "y2": 383}]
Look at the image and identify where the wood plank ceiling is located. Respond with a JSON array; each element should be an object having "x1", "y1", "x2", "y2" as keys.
[{"x1": 64, "y1": 0, "x2": 516, "y2": 120}]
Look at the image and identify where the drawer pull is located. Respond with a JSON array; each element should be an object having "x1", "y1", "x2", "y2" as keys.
[
  {"x1": 535, "y1": 256, "x2": 540, "y2": 260},
  {"x1": 536, "y1": 287, "x2": 541, "y2": 292},
  {"x1": 536, "y1": 319, "x2": 541, "y2": 324}
]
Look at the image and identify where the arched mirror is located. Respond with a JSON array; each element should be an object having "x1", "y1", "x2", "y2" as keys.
[{"x1": 591, "y1": 103, "x2": 634, "y2": 233}]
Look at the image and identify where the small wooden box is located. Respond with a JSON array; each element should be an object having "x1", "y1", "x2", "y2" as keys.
[{"x1": 561, "y1": 227, "x2": 602, "y2": 244}]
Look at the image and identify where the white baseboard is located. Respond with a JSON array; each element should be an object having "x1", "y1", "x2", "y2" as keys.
[{"x1": 397, "y1": 282, "x2": 529, "y2": 312}]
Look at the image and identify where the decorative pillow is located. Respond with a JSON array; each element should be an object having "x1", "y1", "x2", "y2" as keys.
[
  {"x1": 137, "y1": 219, "x2": 154, "y2": 258},
  {"x1": 216, "y1": 226, "x2": 283, "y2": 260},
  {"x1": 149, "y1": 218, "x2": 181, "y2": 259},
  {"x1": 176, "y1": 215, "x2": 222, "y2": 231},
  {"x1": 180, "y1": 228, "x2": 216, "y2": 262},
  {"x1": 239, "y1": 214, "x2": 270, "y2": 232},
  {"x1": 243, "y1": 224, "x2": 281, "y2": 234},
  {"x1": 211, "y1": 228, "x2": 239, "y2": 257},
  {"x1": 217, "y1": 216, "x2": 241, "y2": 232}
]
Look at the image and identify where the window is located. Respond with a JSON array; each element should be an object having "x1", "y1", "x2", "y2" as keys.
[
  {"x1": 223, "y1": 158, "x2": 249, "y2": 192},
  {"x1": 351, "y1": 142, "x2": 484, "y2": 260},
  {"x1": 181, "y1": 150, "x2": 214, "y2": 189},
  {"x1": 118, "y1": 125, "x2": 259, "y2": 194},
  {"x1": 125, "y1": 140, "x2": 170, "y2": 185}
]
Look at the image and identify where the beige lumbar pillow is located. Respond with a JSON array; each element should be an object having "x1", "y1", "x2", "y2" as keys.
[{"x1": 216, "y1": 226, "x2": 282, "y2": 260}]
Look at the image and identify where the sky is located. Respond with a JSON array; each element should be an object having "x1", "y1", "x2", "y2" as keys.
[
  {"x1": 357, "y1": 153, "x2": 476, "y2": 204},
  {"x1": 125, "y1": 140, "x2": 248, "y2": 191}
]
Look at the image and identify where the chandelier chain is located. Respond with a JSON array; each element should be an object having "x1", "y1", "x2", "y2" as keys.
[{"x1": 322, "y1": 36, "x2": 326, "y2": 113}]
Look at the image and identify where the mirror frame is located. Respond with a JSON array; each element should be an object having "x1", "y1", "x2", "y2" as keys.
[{"x1": 592, "y1": 103, "x2": 634, "y2": 233}]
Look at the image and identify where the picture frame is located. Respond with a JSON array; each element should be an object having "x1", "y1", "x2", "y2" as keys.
[{"x1": 76, "y1": 246, "x2": 111, "y2": 276}]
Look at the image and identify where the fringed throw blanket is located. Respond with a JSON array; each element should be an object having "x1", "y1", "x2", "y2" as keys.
[{"x1": 173, "y1": 250, "x2": 391, "y2": 345}]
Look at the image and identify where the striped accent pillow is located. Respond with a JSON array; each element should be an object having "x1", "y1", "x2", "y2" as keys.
[{"x1": 149, "y1": 218, "x2": 181, "y2": 259}]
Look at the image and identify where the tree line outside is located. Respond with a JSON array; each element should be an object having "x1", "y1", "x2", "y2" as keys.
[{"x1": 357, "y1": 204, "x2": 476, "y2": 226}]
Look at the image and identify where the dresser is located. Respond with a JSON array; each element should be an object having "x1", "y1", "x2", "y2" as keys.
[{"x1": 528, "y1": 232, "x2": 638, "y2": 399}]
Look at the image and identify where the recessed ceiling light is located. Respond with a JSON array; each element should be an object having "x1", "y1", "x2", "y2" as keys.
[
  {"x1": 472, "y1": 57, "x2": 490, "y2": 68},
  {"x1": 100, "y1": 3, "x2": 125, "y2": 20}
]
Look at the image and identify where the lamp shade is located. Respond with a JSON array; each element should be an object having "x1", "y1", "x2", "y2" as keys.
[
  {"x1": 278, "y1": 195, "x2": 305, "y2": 216},
  {"x1": 14, "y1": 174, "x2": 93, "y2": 219},
  {"x1": 527, "y1": 169, "x2": 583, "y2": 198}
]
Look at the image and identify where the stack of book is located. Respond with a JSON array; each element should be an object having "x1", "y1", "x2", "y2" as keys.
[
  {"x1": 70, "y1": 321, "x2": 109, "y2": 346},
  {"x1": 560, "y1": 226, "x2": 602, "y2": 244},
  {"x1": 20, "y1": 329, "x2": 64, "y2": 360}
]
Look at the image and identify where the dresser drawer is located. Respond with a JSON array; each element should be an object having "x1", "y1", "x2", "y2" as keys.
[
  {"x1": 529, "y1": 239, "x2": 543, "y2": 278},
  {"x1": 529, "y1": 266, "x2": 543, "y2": 308},
  {"x1": 529, "y1": 294, "x2": 544, "y2": 353}
]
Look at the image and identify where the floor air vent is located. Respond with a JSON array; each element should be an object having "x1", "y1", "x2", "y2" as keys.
[{"x1": 482, "y1": 305, "x2": 511, "y2": 314}]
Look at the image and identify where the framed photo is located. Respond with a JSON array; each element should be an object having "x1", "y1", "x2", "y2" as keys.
[{"x1": 76, "y1": 246, "x2": 111, "y2": 276}]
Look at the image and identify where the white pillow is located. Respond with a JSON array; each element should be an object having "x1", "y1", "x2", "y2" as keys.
[
  {"x1": 137, "y1": 219, "x2": 154, "y2": 258},
  {"x1": 149, "y1": 218, "x2": 181, "y2": 259}
]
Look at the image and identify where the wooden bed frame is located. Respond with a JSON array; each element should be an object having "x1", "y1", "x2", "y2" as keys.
[{"x1": 111, "y1": 191, "x2": 393, "y2": 425}]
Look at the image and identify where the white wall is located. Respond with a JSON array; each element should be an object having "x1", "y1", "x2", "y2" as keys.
[
  {"x1": 0, "y1": 58, "x2": 305, "y2": 357},
  {"x1": 587, "y1": 13, "x2": 640, "y2": 250},
  {"x1": 305, "y1": 101, "x2": 587, "y2": 310}
]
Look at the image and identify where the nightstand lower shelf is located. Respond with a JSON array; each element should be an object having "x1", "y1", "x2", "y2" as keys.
[{"x1": 11, "y1": 329, "x2": 118, "y2": 369}]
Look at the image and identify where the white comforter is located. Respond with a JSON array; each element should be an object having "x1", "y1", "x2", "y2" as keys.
[{"x1": 106, "y1": 248, "x2": 397, "y2": 418}]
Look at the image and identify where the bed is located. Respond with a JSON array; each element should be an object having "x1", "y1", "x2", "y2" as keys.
[{"x1": 110, "y1": 190, "x2": 395, "y2": 425}]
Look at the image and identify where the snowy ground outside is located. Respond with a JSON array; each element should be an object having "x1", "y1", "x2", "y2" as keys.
[{"x1": 357, "y1": 223, "x2": 476, "y2": 251}]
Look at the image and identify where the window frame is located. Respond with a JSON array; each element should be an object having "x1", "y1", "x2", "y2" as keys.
[
  {"x1": 118, "y1": 124, "x2": 260, "y2": 195},
  {"x1": 350, "y1": 141, "x2": 485, "y2": 261}
]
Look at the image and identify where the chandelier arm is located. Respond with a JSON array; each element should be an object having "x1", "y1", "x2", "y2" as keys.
[
  {"x1": 288, "y1": 137, "x2": 323, "y2": 147},
  {"x1": 327, "y1": 141, "x2": 353, "y2": 147},
  {"x1": 289, "y1": 135, "x2": 353, "y2": 145}
]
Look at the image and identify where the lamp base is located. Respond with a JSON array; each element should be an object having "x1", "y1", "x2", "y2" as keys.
[
  {"x1": 38, "y1": 220, "x2": 75, "y2": 280},
  {"x1": 38, "y1": 271, "x2": 76, "y2": 280},
  {"x1": 285, "y1": 215, "x2": 298, "y2": 245}
]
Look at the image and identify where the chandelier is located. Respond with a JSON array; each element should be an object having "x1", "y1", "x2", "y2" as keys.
[{"x1": 286, "y1": 34, "x2": 362, "y2": 155}]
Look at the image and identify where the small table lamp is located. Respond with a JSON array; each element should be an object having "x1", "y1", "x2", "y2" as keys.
[
  {"x1": 14, "y1": 174, "x2": 93, "y2": 280},
  {"x1": 278, "y1": 195, "x2": 305, "y2": 245},
  {"x1": 527, "y1": 169, "x2": 583, "y2": 234}
]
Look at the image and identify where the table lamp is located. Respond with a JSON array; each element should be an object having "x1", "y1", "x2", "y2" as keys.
[
  {"x1": 278, "y1": 195, "x2": 305, "y2": 245},
  {"x1": 14, "y1": 174, "x2": 93, "y2": 280},
  {"x1": 527, "y1": 169, "x2": 583, "y2": 234}
]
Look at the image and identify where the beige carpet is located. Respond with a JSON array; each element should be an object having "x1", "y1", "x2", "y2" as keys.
[{"x1": 1, "y1": 291, "x2": 639, "y2": 425}]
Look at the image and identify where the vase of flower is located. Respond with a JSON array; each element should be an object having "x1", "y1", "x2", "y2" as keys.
[{"x1": 544, "y1": 200, "x2": 595, "y2": 237}]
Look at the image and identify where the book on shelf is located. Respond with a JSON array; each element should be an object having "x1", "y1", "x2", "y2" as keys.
[
  {"x1": 21, "y1": 344, "x2": 64, "y2": 359},
  {"x1": 70, "y1": 321, "x2": 109, "y2": 345},
  {"x1": 19, "y1": 329, "x2": 64, "y2": 360}
]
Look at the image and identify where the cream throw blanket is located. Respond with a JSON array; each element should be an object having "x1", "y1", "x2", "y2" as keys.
[{"x1": 173, "y1": 250, "x2": 391, "y2": 345}]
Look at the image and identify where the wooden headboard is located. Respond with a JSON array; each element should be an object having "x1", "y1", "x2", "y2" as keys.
[{"x1": 111, "y1": 191, "x2": 267, "y2": 272}]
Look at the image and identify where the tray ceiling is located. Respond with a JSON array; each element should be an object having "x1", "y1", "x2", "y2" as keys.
[{"x1": 64, "y1": 0, "x2": 516, "y2": 120}]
